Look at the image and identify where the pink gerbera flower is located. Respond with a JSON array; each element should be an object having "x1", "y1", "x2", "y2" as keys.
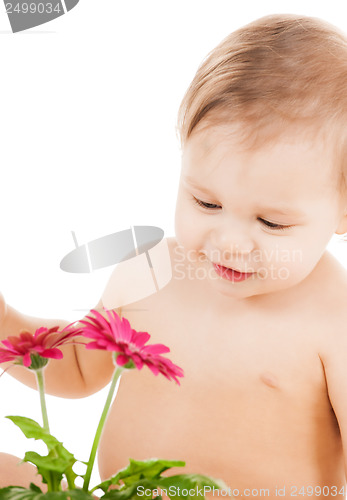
[
  {"x1": 80, "y1": 309, "x2": 184, "y2": 384},
  {"x1": 0, "y1": 325, "x2": 81, "y2": 369}
]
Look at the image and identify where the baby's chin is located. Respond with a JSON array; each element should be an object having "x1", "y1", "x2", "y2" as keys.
[{"x1": 207, "y1": 271, "x2": 305, "y2": 306}]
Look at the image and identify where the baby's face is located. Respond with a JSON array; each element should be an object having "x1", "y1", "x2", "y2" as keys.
[{"x1": 174, "y1": 124, "x2": 345, "y2": 302}]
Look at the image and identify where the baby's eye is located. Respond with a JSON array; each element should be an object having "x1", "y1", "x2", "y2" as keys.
[
  {"x1": 193, "y1": 197, "x2": 221, "y2": 210},
  {"x1": 258, "y1": 218, "x2": 292, "y2": 231}
]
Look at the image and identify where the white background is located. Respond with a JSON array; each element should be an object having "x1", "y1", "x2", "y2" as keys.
[{"x1": 0, "y1": 0, "x2": 347, "y2": 489}]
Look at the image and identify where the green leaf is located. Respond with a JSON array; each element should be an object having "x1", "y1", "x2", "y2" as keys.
[
  {"x1": 62, "y1": 492, "x2": 95, "y2": 500},
  {"x1": 155, "y1": 474, "x2": 227, "y2": 499},
  {"x1": 95, "y1": 459, "x2": 226, "y2": 500},
  {"x1": 23, "y1": 451, "x2": 79, "y2": 489},
  {"x1": 6, "y1": 417, "x2": 61, "y2": 451},
  {"x1": 0, "y1": 488, "x2": 94, "y2": 500},
  {"x1": 29, "y1": 484, "x2": 43, "y2": 493},
  {"x1": 0, "y1": 486, "x2": 64, "y2": 500},
  {"x1": 95, "y1": 458, "x2": 185, "y2": 493},
  {"x1": 22, "y1": 452, "x2": 62, "y2": 488},
  {"x1": 101, "y1": 481, "x2": 148, "y2": 500},
  {"x1": 6, "y1": 416, "x2": 79, "y2": 489},
  {"x1": 0, "y1": 486, "x2": 41, "y2": 500},
  {"x1": 101, "y1": 473, "x2": 227, "y2": 500},
  {"x1": 24, "y1": 452, "x2": 74, "y2": 474},
  {"x1": 7, "y1": 416, "x2": 76, "y2": 466}
]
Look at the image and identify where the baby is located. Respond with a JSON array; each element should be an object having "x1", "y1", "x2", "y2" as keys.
[{"x1": 1, "y1": 13, "x2": 347, "y2": 499}]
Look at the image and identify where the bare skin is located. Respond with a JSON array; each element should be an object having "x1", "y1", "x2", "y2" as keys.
[
  {"x1": 0, "y1": 453, "x2": 47, "y2": 489},
  {"x1": 96, "y1": 238, "x2": 347, "y2": 499}
]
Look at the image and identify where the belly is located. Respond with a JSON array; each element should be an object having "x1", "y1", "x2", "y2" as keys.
[{"x1": 97, "y1": 367, "x2": 345, "y2": 496}]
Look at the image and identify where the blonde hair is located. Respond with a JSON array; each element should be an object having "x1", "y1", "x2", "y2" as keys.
[{"x1": 177, "y1": 14, "x2": 347, "y2": 182}]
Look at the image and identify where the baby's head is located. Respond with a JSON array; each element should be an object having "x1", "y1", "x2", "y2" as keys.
[
  {"x1": 174, "y1": 15, "x2": 347, "y2": 301},
  {"x1": 177, "y1": 13, "x2": 347, "y2": 192}
]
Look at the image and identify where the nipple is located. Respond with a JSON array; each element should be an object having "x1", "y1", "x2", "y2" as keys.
[{"x1": 259, "y1": 371, "x2": 279, "y2": 389}]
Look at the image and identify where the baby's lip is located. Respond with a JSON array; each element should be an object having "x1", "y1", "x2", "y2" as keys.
[{"x1": 213, "y1": 263, "x2": 255, "y2": 274}]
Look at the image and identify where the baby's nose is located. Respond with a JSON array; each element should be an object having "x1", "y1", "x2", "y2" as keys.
[{"x1": 211, "y1": 222, "x2": 255, "y2": 260}]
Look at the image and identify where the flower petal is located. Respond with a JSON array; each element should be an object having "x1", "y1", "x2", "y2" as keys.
[
  {"x1": 39, "y1": 348, "x2": 63, "y2": 360},
  {"x1": 0, "y1": 324, "x2": 82, "y2": 370},
  {"x1": 142, "y1": 343, "x2": 170, "y2": 355},
  {"x1": 23, "y1": 352, "x2": 32, "y2": 367},
  {"x1": 114, "y1": 354, "x2": 130, "y2": 366},
  {"x1": 78, "y1": 309, "x2": 184, "y2": 384},
  {"x1": 132, "y1": 331, "x2": 151, "y2": 349}
]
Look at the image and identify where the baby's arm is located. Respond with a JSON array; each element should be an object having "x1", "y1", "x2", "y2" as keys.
[
  {"x1": 0, "y1": 293, "x2": 115, "y2": 398},
  {"x1": 320, "y1": 321, "x2": 347, "y2": 480}
]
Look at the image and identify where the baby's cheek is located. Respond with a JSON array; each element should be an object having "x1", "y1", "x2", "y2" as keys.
[
  {"x1": 268, "y1": 259, "x2": 311, "y2": 289},
  {"x1": 176, "y1": 220, "x2": 203, "y2": 253},
  {"x1": 174, "y1": 208, "x2": 194, "y2": 247}
]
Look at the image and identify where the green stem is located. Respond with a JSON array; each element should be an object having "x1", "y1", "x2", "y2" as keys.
[
  {"x1": 83, "y1": 365, "x2": 123, "y2": 492},
  {"x1": 34, "y1": 365, "x2": 63, "y2": 492},
  {"x1": 35, "y1": 368, "x2": 50, "y2": 433},
  {"x1": 65, "y1": 466, "x2": 76, "y2": 490}
]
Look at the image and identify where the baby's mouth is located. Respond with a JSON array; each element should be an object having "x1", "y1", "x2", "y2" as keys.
[{"x1": 213, "y1": 263, "x2": 255, "y2": 282}]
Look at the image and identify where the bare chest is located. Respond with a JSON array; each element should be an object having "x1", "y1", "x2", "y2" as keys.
[
  {"x1": 98, "y1": 297, "x2": 343, "y2": 487},
  {"x1": 121, "y1": 292, "x2": 325, "y2": 391}
]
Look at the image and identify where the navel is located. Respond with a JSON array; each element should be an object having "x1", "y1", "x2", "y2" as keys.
[{"x1": 259, "y1": 371, "x2": 279, "y2": 389}]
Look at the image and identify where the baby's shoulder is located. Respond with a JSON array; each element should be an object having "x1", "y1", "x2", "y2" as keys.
[
  {"x1": 314, "y1": 252, "x2": 347, "y2": 355},
  {"x1": 317, "y1": 251, "x2": 347, "y2": 308},
  {"x1": 100, "y1": 236, "x2": 187, "y2": 312}
]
